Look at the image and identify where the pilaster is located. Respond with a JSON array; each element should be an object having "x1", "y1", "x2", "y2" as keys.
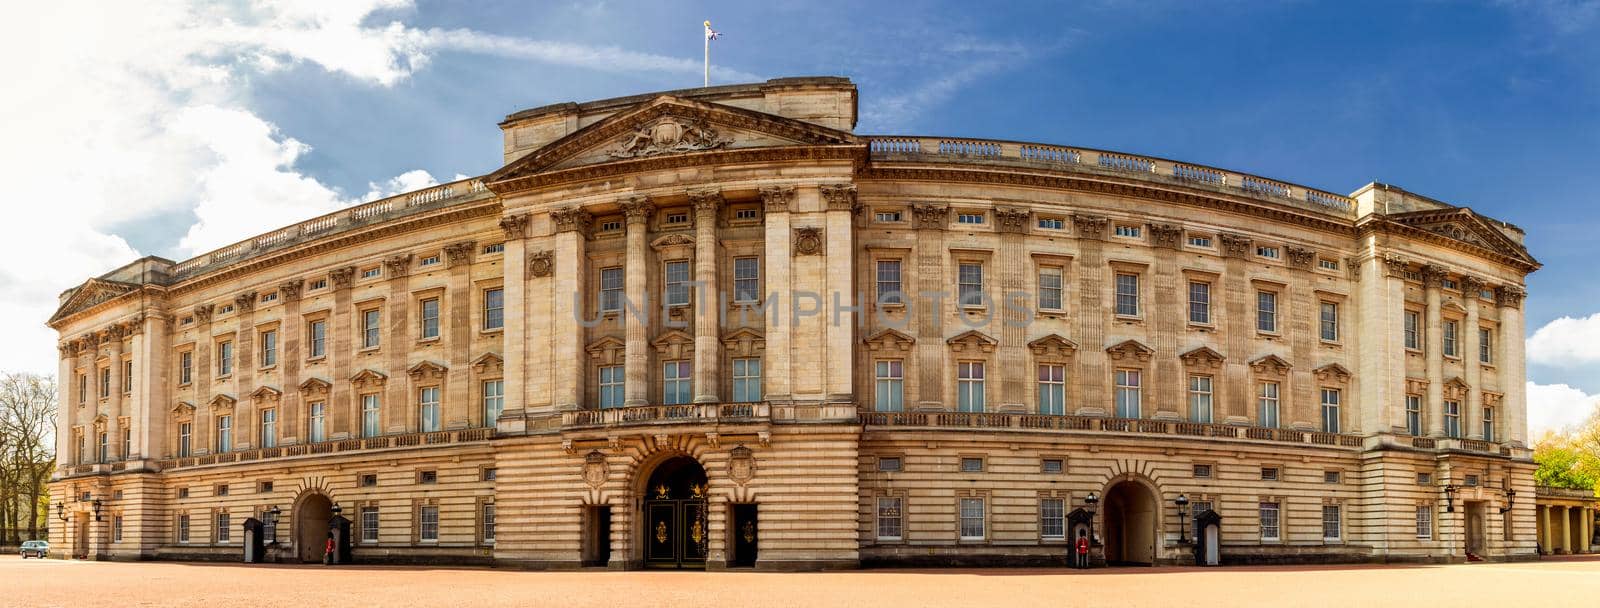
[
  {"x1": 552, "y1": 206, "x2": 593, "y2": 410},
  {"x1": 621, "y1": 197, "x2": 654, "y2": 407},
  {"x1": 690, "y1": 190, "x2": 723, "y2": 403},
  {"x1": 1462, "y1": 276, "x2": 1484, "y2": 440},
  {"x1": 913, "y1": 203, "x2": 949, "y2": 411},
  {"x1": 1497, "y1": 285, "x2": 1527, "y2": 446},
  {"x1": 761, "y1": 187, "x2": 795, "y2": 403},
  {"x1": 384, "y1": 255, "x2": 413, "y2": 433},
  {"x1": 822, "y1": 184, "x2": 857, "y2": 403},
  {"x1": 1422, "y1": 264, "x2": 1445, "y2": 437},
  {"x1": 498, "y1": 214, "x2": 530, "y2": 430},
  {"x1": 1219, "y1": 233, "x2": 1251, "y2": 424},
  {"x1": 1072, "y1": 214, "x2": 1107, "y2": 416},
  {"x1": 329, "y1": 267, "x2": 355, "y2": 438}
]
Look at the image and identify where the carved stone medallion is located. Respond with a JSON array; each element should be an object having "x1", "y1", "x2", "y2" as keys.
[
  {"x1": 607, "y1": 117, "x2": 731, "y2": 159},
  {"x1": 527, "y1": 250, "x2": 554, "y2": 278},
  {"x1": 728, "y1": 445, "x2": 755, "y2": 485},
  {"x1": 582, "y1": 451, "x2": 608, "y2": 488},
  {"x1": 793, "y1": 226, "x2": 823, "y2": 256}
]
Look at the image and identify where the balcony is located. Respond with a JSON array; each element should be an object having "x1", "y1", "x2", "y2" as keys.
[
  {"x1": 149, "y1": 427, "x2": 496, "y2": 473},
  {"x1": 866, "y1": 136, "x2": 1356, "y2": 219},
  {"x1": 858, "y1": 411, "x2": 1365, "y2": 449}
]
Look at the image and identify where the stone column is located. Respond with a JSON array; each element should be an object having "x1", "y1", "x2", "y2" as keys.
[
  {"x1": 821, "y1": 184, "x2": 857, "y2": 403},
  {"x1": 278, "y1": 280, "x2": 304, "y2": 444},
  {"x1": 55, "y1": 340, "x2": 75, "y2": 468},
  {"x1": 444, "y1": 241, "x2": 476, "y2": 427},
  {"x1": 552, "y1": 206, "x2": 593, "y2": 410},
  {"x1": 329, "y1": 268, "x2": 356, "y2": 438},
  {"x1": 1219, "y1": 233, "x2": 1252, "y2": 423},
  {"x1": 1071, "y1": 215, "x2": 1107, "y2": 416},
  {"x1": 1422, "y1": 264, "x2": 1445, "y2": 437},
  {"x1": 1538, "y1": 505, "x2": 1549, "y2": 553},
  {"x1": 620, "y1": 198, "x2": 654, "y2": 407},
  {"x1": 382, "y1": 255, "x2": 412, "y2": 433},
  {"x1": 1463, "y1": 276, "x2": 1484, "y2": 440},
  {"x1": 498, "y1": 214, "x2": 529, "y2": 428},
  {"x1": 1497, "y1": 286, "x2": 1527, "y2": 445},
  {"x1": 234, "y1": 291, "x2": 257, "y2": 448},
  {"x1": 107, "y1": 324, "x2": 126, "y2": 461},
  {"x1": 192, "y1": 304, "x2": 214, "y2": 453},
  {"x1": 996, "y1": 207, "x2": 1032, "y2": 410},
  {"x1": 1286, "y1": 247, "x2": 1318, "y2": 430},
  {"x1": 1149, "y1": 224, "x2": 1182, "y2": 420},
  {"x1": 761, "y1": 187, "x2": 795, "y2": 403},
  {"x1": 1560, "y1": 506, "x2": 1572, "y2": 554},
  {"x1": 690, "y1": 190, "x2": 723, "y2": 403},
  {"x1": 131, "y1": 313, "x2": 162, "y2": 460}
]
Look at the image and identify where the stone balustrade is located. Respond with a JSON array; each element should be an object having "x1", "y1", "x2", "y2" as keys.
[
  {"x1": 562, "y1": 402, "x2": 772, "y2": 429},
  {"x1": 168, "y1": 178, "x2": 491, "y2": 279},
  {"x1": 137, "y1": 427, "x2": 496, "y2": 474},
  {"x1": 860, "y1": 411, "x2": 1366, "y2": 449},
  {"x1": 867, "y1": 136, "x2": 1357, "y2": 217}
]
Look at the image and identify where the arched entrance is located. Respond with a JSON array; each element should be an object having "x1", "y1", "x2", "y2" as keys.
[
  {"x1": 294, "y1": 492, "x2": 333, "y2": 563},
  {"x1": 1103, "y1": 480, "x2": 1158, "y2": 566},
  {"x1": 641, "y1": 456, "x2": 708, "y2": 569}
]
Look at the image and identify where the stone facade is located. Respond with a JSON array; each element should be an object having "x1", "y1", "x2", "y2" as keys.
[{"x1": 47, "y1": 77, "x2": 1540, "y2": 568}]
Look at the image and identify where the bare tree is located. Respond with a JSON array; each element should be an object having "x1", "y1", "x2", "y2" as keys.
[{"x1": 0, "y1": 372, "x2": 57, "y2": 542}]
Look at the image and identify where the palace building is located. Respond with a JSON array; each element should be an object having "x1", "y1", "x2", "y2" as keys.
[{"x1": 48, "y1": 77, "x2": 1541, "y2": 569}]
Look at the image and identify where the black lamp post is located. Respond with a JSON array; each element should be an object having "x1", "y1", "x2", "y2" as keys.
[
  {"x1": 55, "y1": 501, "x2": 66, "y2": 522},
  {"x1": 267, "y1": 506, "x2": 282, "y2": 543},
  {"x1": 1498, "y1": 488, "x2": 1516, "y2": 514},
  {"x1": 1176, "y1": 494, "x2": 1191, "y2": 544},
  {"x1": 91, "y1": 497, "x2": 103, "y2": 522},
  {"x1": 1443, "y1": 484, "x2": 1457, "y2": 513},
  {"x1": 1085, "y1": 492, "x2": 1099, "y2": 513},
  {"x1": 331, "y1": 503, "x2": 342, "y2": 517}
]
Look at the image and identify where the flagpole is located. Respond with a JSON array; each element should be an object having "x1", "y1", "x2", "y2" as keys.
[{"x1": 703, "y1": 27, "x2": 710, "y2": 87}]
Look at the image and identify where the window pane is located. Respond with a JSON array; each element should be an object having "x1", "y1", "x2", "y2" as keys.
[{"x1": 876, "y1": 260, "x2": 903, "y2": 304}]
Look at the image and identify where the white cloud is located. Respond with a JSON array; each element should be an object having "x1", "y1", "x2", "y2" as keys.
[
  {"x1": 1527, "y1": 381, "x2": 1600, "y2": 437},
  {"x1": 1528, "y1": 312, "x2": 1600, "y2": 367},
  {"x1": 420, "y1": 28, "x2": 762, "y2": 83}
]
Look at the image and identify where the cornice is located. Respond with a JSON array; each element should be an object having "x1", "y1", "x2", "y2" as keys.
[
  {"x1": 492, "y1": 144, "x2": 866, "y2": 193},
  {"x1": 1355, "y1": 215, "x2": 1539, "y2": 274}
]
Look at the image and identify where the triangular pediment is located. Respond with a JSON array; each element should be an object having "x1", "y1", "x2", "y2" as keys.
[
  {"x1": 946, "y1": 330, "x2": 998, "y2": 353},
  {"x1": 1389, "y1": 208, "x2": 1538, "y2": 268},
  {"x1": 350, "y1": 369, "x2": 388, "y2": 389},
  {"x1": 864, "y1": 328, "x2": 915, "y2": 352},
  {"x1": 48, "y1": 278, "x2": 139, "y2": 326},
  {"x1": 298, "y1": 377, "x2": 332, "y2": 395},
  {"x1": 586, "y1": 336, "x2": 627, "y2": 365},
  {"x1": 1249, "y1": 354, "x2": 1293, "y2": 377},
  {"x1": 1180, "y1": 346, "x2": 1226, "y2": 369},
  {"x1": 1314, "y1": 363, "x2": 1352, "y2": 383},
  {"x1": 1027, "y1": 334, "x2": 1078, "y2": 358},
  {"x1": 721, "y1": 328, "x2": 766, "y2": 357},
  {"x1": 1106, "y1": 339, "x2": 1155, "y2": 362},
  {"x1": 208, "y1": 394, "x2": 236, "y2": 412},
  {"x1": 652, "y1": 329, "x2": 696, "y2": 359},
  {"x1": 472, "y1": 352, "x2": 504, "y2": 375},
  {"x1": 487, "y1": 96, "x2": 861, "y2": 185},
  {"x1": 248, "y1": 385, "x2": 282, "y2": 403},
  {"x1": 407, "y1": 360, "x2": 448, "y2": 380},
  {"x1": 171, "y1": 401, "x2": 196, "y2": 417}
]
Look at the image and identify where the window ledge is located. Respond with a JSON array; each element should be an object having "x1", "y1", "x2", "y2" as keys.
[
  {"x1": 215, "y1": 375, "x2": 232, "y2": 381},
  {"x1": 306, "y1": 356, "x2": 326, "y2": 364},
  {"x1": 418, "y1": 336, "x2": 441, "y2": 344},
  {"x1": 1186, "y1": 322, "x2": 1215, "y2": 331},
  {"x1": 358, "y1": 347, "x2": 380, "y2": 354},
  {"x1": 960, "y1": 305, "x2": 988, "y2": 313},
  {"x1": 258, "y1": 364, "x2": 277, "y2": 372},
  {"x1": 480, "y1": 328, "x2": 504, "y2": 336},
  {"x1": 1319, "y1": 340, "x2": 1343, "y2": 347},
  {"x1": 1114, "y1": 315, "x2": 1143, "y2": 324}
]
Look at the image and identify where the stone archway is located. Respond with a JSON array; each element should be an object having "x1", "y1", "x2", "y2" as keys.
[
  {"x1": 293, "y1": 492, "x2": 333, "y2": 563},
  {"x1": 637, "y1": 455, "x2": 709, "y2": 569},
  {"x1": 1103, "y1": 479, "x2": 1159, "y2": 566}
]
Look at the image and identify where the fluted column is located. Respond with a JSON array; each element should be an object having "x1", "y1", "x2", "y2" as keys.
[
  {"x1": 192, "y1": 304, "x2": 215, "y2": 452},
  {"x1": 1071, "y1": 215, "x2": 1107, "y2": 416},
  {"x1": 382, "y1": 255, "x2": 412, "y2": 433},
  {"x1": 621, "y1": 198, "x2": 653, "y2": 407},
  {"x1": 1219, "y1": 233, "x2": 1252, "y2": 423},
  {"x1": 498, "y1": 214, "x2": 529, "y2": 427},
  {"x1": 553, "y1": 206, "x2": 593, "y2": 410},
  {"x1": 234, "y1": 291, "x2": 257, "y2": 448},
  {"x1": 1423, "y1": 264, "x2": 1445, "y2": 437},
  {"x1": 1497, "y1": 285, "x2": 1527, "y2": 445},
  {"x1": 1463, "y1": 276, "x2": 1484, "y2": 440},
  {"x1": 761, "y1": 187, "x2": 795, "y2": 403},
  {"x1": 444, "y1": 241, "x2": 475, "y2": 427},
  {"x1": 821, "y1": 184, "x2": 857, "y2": 403},
  {"x1": 55, "y1": 340, "x2": 75, "y2": 468},
  {"x1": 278, "y1": 280, "x2": 303, "y2": 444},
  {"x1": 1150, "y1": 224, "x2": 1183, "y2": 420},
  {"x1": 328, "y1": 268, "x2": 355, "y2": 438},
  {"x1": 690, "y1": 191, "x2": 722, "y2": 403},
  {"x1": 1286, "y1": 247, "x2": 1318, "y2": 430},
  {"x1": 997, "y1": 207, "x2": 1033, "y2": 410},
  {"x1": 106, "y1": 325, "x2": 125, "y2": 461}
]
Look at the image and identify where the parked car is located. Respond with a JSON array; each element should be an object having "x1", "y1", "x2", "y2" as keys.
[{"x1": 19, "y1": 540, "x2": 49, "y2": 559}]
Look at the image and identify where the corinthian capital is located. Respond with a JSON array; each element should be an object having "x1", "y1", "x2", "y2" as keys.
[
  {"x1": 498, "y1": 213, "x2": 530, "y2": 240},
  {"x1": 1072, "y1": 214, "x2": 1107, "y2": 239},
  {"x1": 759, "y1": 186, "x2": 795, "y2": 214},
  {"x1": 620, "y1": 197, "x2": 655, "y2": 225},
  {"x1": 819, "y1": 183, "x2": 858, "y2": 212},
  {"x1": 1420, "y1": 264, "x2": 1447, "y2": 288},
  {"x1": 551, "y1": 206, "x2": 594, "y2": 234},
  {"x1": 688, "y1": 190, "x2": 724, "y2": 215}
]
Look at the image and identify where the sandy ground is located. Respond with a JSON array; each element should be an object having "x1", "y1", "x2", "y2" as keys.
[{"x1": 5, "y1": 554, "x2": 1600, "y2": 608}]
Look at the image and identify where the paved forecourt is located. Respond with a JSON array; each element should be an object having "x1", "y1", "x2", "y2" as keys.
[{"x1": 6, "y1": 555, "x2": 1599, "y2": 607}]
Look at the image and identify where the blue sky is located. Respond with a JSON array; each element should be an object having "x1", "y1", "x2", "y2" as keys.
[{"x1": 6, "y1": 0, "x2": 1600, "y2": 431}]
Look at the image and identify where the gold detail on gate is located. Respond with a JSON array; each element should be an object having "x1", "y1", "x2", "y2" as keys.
[
  {"x1": 691, "y1": 519, "x2": 704, "y2": 544},
  {"x1": 690, "y1": 483, "x2": 704, "y2": 498},
  {"x1": 655, "y1": 484, "x2": 670, "y2": 499},
  {"x1": 655, "y1": 521, "x2": 668, "y2": 544},
  {"x1": 742, "y1": 521, "x2": 755, "y2": 543}
]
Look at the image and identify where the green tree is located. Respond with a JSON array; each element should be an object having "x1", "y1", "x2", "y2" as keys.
[{"x1": 1533, "y1": 403, "x2": 1600, "y2": 495}]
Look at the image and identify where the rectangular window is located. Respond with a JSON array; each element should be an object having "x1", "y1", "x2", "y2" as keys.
[
  {"x1": 664, "y1": 260, "x2": 691, "y2": 307},
  {"x1": 122, "y1": 427, "x2": 131, "y2": 459},
  {"x1": 1038, "y1": 217, "x2": 1064, "y2": 230},
  {"x1": 957, "y1": 263, "x2": 984, "y2": 307},
  {"x1": 260, "y1": 330, "x2": 277, "y2": 367},
  {"x1": 1115, "y1": 273, "x2": 1139, "y2": 316},
  {"x1": 1479, "y1": 328, "x2": 1493, "y2": 363},
  {"x1": 1444, "y1": 400, "x2": 1461, "y2": 439},
  {"x1": 598, "y1": 365, "x2": 625, "y2": 409},
  {"x1": 482, "y1": 380, "x2": 504, "y2": 425},
  {"x1": 259, "y1": 408, "x2": 277, "y2": 448},
  {"x1": 310, "y1": 278, "x2": 328, "y2": 290},
  {"x1": 123, "y1": 360, "x2": 133, "y2": 392},
  {"x1": 1262, "y1": 467, "x2": 1280, "y2": 481},
  {"x1": 360, "y1": 474, "x2": 378, "y2": 487},
  {"x1": 1417, "y1": 472, "x2": 1433, "y2": 485},
  {"x1": 662, "y1": 361, "x2": 693, "y2": 405},
  {"x1": 957, "y1": 213, "x2": 985, "y2": 224},
  {"x1": 98, "y1": 432, "x2": 108, "y2": 463},
  {"x1": 665, "y1": 212, "x2": 688, "y2": 224},
  {"x1": 216, "y1": 415, "x2": 232, "y2": 452},
  {"x1": 114, "y1": 515, "x2": 124, "y2": 542},
  {"x1": 959, "y1": 497, "x2": 986, "y2": 540},
  {"x1": 599, "y1": 267, "x2": 625, "y2": 312},
  {"x1": 1115, "y1": 369, "x2": 1142, "y2": 418},
  {"x1": 1188, "y1": 281, "x2": 1211, "y2": 324},
  {"x1": 876, "y1": 260, "x2": 903, "y2": 304},
  {"x1": 1404, "y1": 311, "x2": 1421, "y2": 350},
  {"x1": 179, "y1": 351, "x2": 193, "y2": 385},
  {"x1": 420, "y1": 298, "x2": 440, "y2": 339},
  {"x1": 734, "y1": 208, "x2": 759, "y2": 220},
  {"x1": 1038, "y1": 266, "x2": 1063, "y2": 310},
  {"x1": 100, "y1": 367, "x2": 110, "y2": 397},
  {"x1": 309, "y1": 320, "x2": 326, "y2": 358},
  {"x1": 1259, "y1": 381, "x2": 1281, "y2": 428},
  {"x1": 1257, "y1": 291, "x2": 1278, "y2": 333},
  {"x1": 309, "y1": 402, "x2": 326, "y2": 443},
  {"x1": 1320, "y1": 388, "x2": 1341, "y2": 434},
  {"x1": 1259, "y1": 502, "x2": 1281, "y2": 541},
  {"x1": 419, "y1": 471, "x2": 437, "y2": 484},
  {"x1": 419, "y1": 254, "x2": 440, "y2": 267},
  {"x1": 1322, "y1": 505, "x2": 1342, "y2": 541},
  {"x1": 217, "y1": 513, "x2": 231, "y2": 543},
  {"x1": 600, "y1": 220, "x2": 622, "y2": 232},
  {"x1": 482, "y1": 468, "x2": 497, "y2": 481},
  {"x1": 875, "y1": 210, "x2": 903, "y2": 222},
  {"x1": 1114, "y1": 225, "x2": 1141, "y2": 238},
  {"x1": 733, "y1": 257, "x2": 760, "y2": 303},
  {"x1": 362, "y1": 309, "x2": 381, "y2": 348},
  {"x1": 362, "y1": 267, "x2": 380, "y2": 279},
  {"x1": 1443, "y1": 321, "x2": 1458, "y2": 357},
  {"x1": 731, "y1": 358, "x2": 762, "y2": 402},
  {"x1": 1320, "y1": 302, "x2": 1339, "y2": 341},
  {"x1": 1483, "y1": 406, "x2": 1496, "y2": 442},
  {"x1": 78, "y1": 374, "x2": 86, "y2": 404},
  {"x1": 217, "y1": 341, "x2": 233, "y2": 376},
  {"x1": 1256, "y1": 246, "x2": 1280, "y2": 259},
  {"x1": 1406, "y1": 395, "x2": 1422, "y2": 436},
  {"x1": 483, "y1": 288, "x2": 504, "y2": 330},
  {"x1": 178, "y1": 514, "x2": 191, "y2": 543},
  {"x1": 1040, "y1": 498, "x2": 1066, "y2": 540},
  {"x1": 482, "y1": 243, "x2": 504, "y2": 254},
  {"x1": 1188, "y1": 235, "x2": 1213, "y2": 248},
  {"x1": 1318, "y1": 259, "x2": 1339, "y2": 270},
  {"x1": 874, "y1": 360, "x2": 904, "y2": 412},
  {"x1": 482, "y1": 503, "x2": 496, "y2": 543},
  {"x1": 1324, "y1": 470, "x2": 1342, "y2": 484},
  {"x1": 179, "y1": 422, "x2": 192, "y2": 457},
  {"x1": 956, "y1": 362, "x2": 985, "y2": 412},
  {"x1": 1416, "y1": 506, "x2": 1433, "y2": 539},
  {"x1": 1193, "y1": 464, "x2": 1213, "y2": 478},
  {"x1": 362, "y1": 394, "x2": 381, "y2": 438},
  {"x1": 878, "y1": 457, "x2": 902, "y2": 472},
  {"x1": 1042, "y1": 459, "x2": 1064, "y2": 474},
  {"x1": 419, "y1": 387, "x2": 441, "y2": 433},
  {"x1": 361, "y1": 507, "x2": 379, "y2": 543},
  {"x1": 1188, "y1": 375, "x2": 1214, "y2": 423},
  {"x1": 960, "y1": 457, "x2": 984, "y2": 473},
  {"x1": 420, "y1": 505, "x2": 439, "y2": 542},
  {"x1": 1037, "y1": 364, "x2": 1065, "y2": 415},
  {"x1": 877, "y1": 497, "x2": 903, "y2": 540}
]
